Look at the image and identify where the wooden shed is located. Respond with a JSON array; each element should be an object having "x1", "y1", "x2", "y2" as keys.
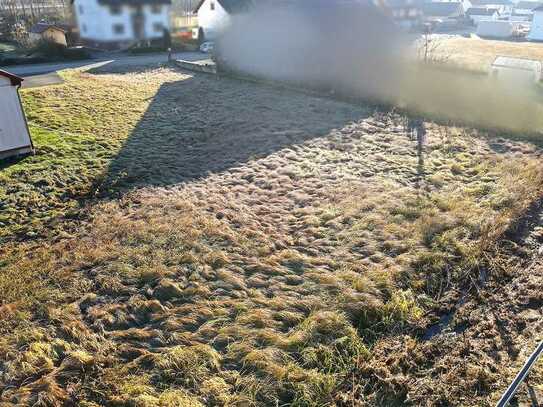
[
  {"x1": 29, "y1": 23, "x2": 68, "y2": 46},
  {"x1": 0, "y1": 70, "x2": 34, "y2": 160}
]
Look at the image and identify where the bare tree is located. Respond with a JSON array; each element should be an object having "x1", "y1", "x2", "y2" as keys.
[
  {"x1": 0, "y1": 0, "x2": 69, "y2": 41},
  {"x1": 417, "y1": 23, "x2": 451, "y2": 65}
]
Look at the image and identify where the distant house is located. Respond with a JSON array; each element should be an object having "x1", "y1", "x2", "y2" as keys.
[
  {"x1": 528, "y1": 5, "x2": 543, "y2": 39},
  {"x1": 511, "y1": 0, "x2": 542, "y2": 19},
  {"x1": 29, "y1": 22, "x2": 67, "y2": 46},
  {"x1": 72, "y1": 0, "x2": 171, "y2": 49},
  {"x1": 466, "y1": 6, "x2": 499, "y2": 23},
  {"x1": 421, "y1": 1, "x2": 465, "y2": 21},
  {"x1": 194, "y1": 0, "x2": 252, "y2": 41},
  {"x1": 491, "y1": 56, "x2": 542, "y2": 82},
  {"x1": 514, "y1": 0, "x2": 543, "y2": 14},
  {"x1": 470, "y1": 0, "x2": 513, "y2": 14},
  {"x1": 385, "y1": 0, "x2": 425, "y2": 30}
]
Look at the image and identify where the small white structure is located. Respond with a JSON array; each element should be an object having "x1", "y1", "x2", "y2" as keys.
[
  {"x1": 491, "y1": 56, "x2": 542, "y2": 83},
  {"x1": 528, "y1": 5, "x2": 543, "y2": 39},
  {"x1": 467, "y1": 6, "x2": 500, "y2": 23},
  {"x1": 0, "y1": 71, "x2": 33, "y2": 160},
  {"x1": 73, "y1": 0, "x2": 171, "y2": 49},
  {"x1": 476, "y1": 19, "x2": 518, "y2": 36}
]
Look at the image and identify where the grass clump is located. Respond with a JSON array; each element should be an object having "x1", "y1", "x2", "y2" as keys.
[{"x1": 155, "y1": 344, "x2": 222, "y2": 386}]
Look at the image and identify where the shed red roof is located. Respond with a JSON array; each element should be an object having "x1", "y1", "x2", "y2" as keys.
[{"x1": 0, "y1": 70, "x2": 24, "y2": 86}]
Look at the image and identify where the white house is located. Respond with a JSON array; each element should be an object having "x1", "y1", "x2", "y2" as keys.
[
  {"x1": 466, "y1": 6, "x2": 499, "y2": 23},
  {"x1": 471, "y1": 0, "x2": 513, "y2": 14},
  {"x1": 194, "y1": 0, "x2": 253, "y2": 41},
  {"x1": 528, "y1": 4, "x2": 543, "y2": 38},
  {"x1": 73, "y1": 0, "x2": 171, "y2": 49}
]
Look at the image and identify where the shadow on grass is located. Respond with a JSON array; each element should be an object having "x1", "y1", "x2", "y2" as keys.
[
  {"x1": 96, "y1": 70, "x2": 369, "y2": 194},
  {"x1": 0, "y1": 153, "x2": 31, "y2": 171}
]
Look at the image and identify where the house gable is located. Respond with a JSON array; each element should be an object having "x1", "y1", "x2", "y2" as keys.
[
  {"x1": 194, "y1": 0, "x2": 253, "y2": 14},
  {"x1": 196, "y1": 0, "x2": 233, "y2": 39}
]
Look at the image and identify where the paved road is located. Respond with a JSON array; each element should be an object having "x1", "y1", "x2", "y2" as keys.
[
  {"x1": 1, "y1": 51, "x2": 207, "y2": 77},
  {"x1": 21, "y1": 72, "x2": 64, "y2": 89}
]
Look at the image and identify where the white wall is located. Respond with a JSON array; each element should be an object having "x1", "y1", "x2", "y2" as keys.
[
  {"x1": 197, "y1": 0, "x2": 231, "y2": 40},
  {"x1": 528, "y1": 10, "x2": 543, "y2": 39},
  {"x1": 476, "y1": 19, "x2": 514, "y2": 36},
  {"x1": 143, "y1": 4, "x2": 171, "y2": 39},
  {"x1": 510, "y1": 14, "x2": 532, "y2": 20},
  {"x1": 471, "y1": 13, "x2": 498, "y2": 23},
  {"x1": 75, "y1": 0, "x2": 110, "y2": 41},
  {"x1": 102, "y1": 4, "x2": 135, "y2": 42}
]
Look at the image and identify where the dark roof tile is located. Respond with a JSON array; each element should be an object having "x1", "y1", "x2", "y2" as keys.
[
  {"x1": 466, "y1": 6, "x2": 499, "y2": 14},
  {"x1": 29, "y1": 22, "x2": 66, "y2": 33},
  {"x1": 421, "y1": 1, "x2": 463, "y2": 16}
]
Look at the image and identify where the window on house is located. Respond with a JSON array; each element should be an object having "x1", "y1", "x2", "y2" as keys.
[
  {"x1": 110, "y1": 4, "x2": 122, "y2": 15},
  {"x1": 79, "y1": 5, "x2": 84, "y2": 14},
  {"x1": 153, "y1": 22, "x2": 164, "y2": 32},
  {"x1": 113, "y1": 24, "x2": 125, "y2": 34},
  {"x1": 210, "y1": 1, "x2": 215, "y2": 10},
  {"x1": 82, "y1": 23, "x2": 87, "y2": 33},
  {"x1": 151, "y1": 4, "x2": 162, "y2": 13}
]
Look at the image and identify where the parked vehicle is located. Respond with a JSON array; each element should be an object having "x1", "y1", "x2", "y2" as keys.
[{"x1": 199, "y1": 41, "x2": 214, "y2": 53}]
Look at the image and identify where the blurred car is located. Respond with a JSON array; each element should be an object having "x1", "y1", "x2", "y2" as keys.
[{"x1": 199, "y1": 41, "x2": 214, "y2": 53}]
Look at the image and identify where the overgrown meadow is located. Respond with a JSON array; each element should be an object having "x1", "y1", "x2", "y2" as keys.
[{"x1": 1, "y1": 66, "x2": 543, "y2": 406}]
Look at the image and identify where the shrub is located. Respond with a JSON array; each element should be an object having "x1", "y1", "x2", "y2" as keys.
[
  {"x1": 129, "y1": 46, "x2": 166, "y2": 55},
  {"x1": 29, "y1": 40, "x2": 91, "y2": 61}
]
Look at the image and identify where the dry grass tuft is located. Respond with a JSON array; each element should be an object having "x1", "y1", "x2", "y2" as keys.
[{"x1": 155, "y1": 344, "x2": 222, "y2": 386}]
